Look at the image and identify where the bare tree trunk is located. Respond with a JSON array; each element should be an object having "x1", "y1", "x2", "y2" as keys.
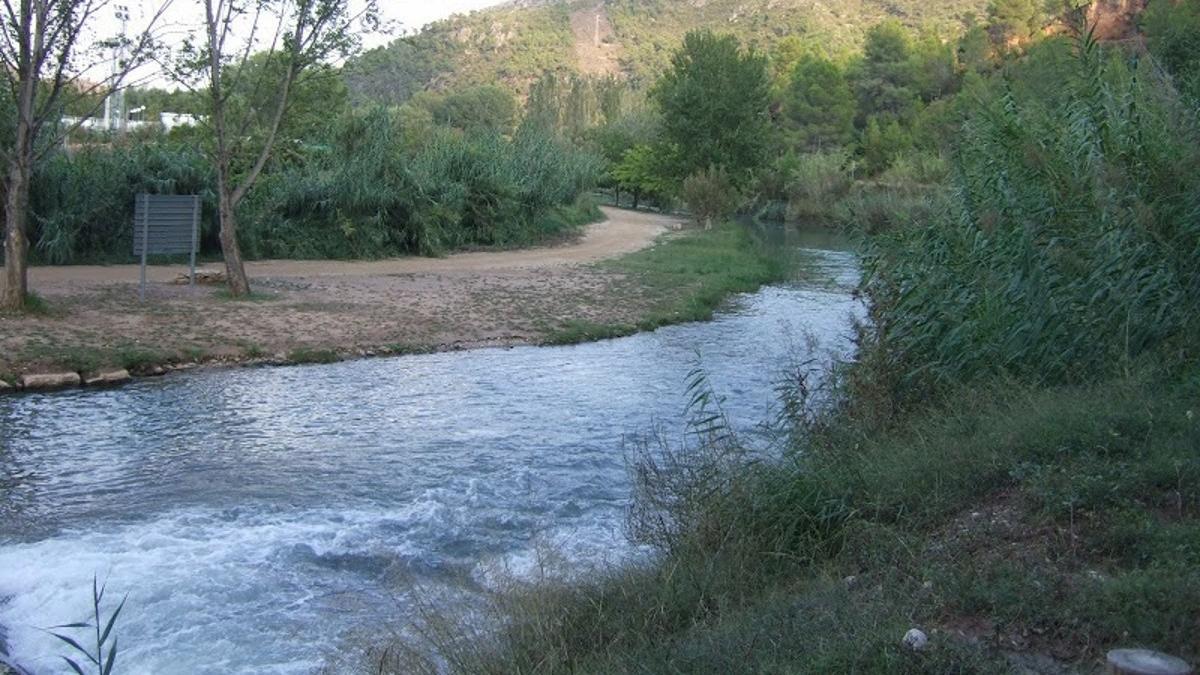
[
  {"x1": 1, "y1": 132, "x2": 32, "y2": 311},
  {"x1": 216, "y1": 180, "x2": 250, "y2": 296}
]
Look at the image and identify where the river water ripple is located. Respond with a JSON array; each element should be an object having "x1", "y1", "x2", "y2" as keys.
[{"x1": 0, "y1": 241, "x2": 862, "y2": 674}]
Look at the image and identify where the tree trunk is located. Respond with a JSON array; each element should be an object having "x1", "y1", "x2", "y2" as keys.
[
  {"x1": 1, "y1": 154, "x2": 31, "y2": 310},
  {"x1": 217, "y1": 184, "x2": 251, "y2": 297},
  {"x1": 632, "y1": 190, "x2": 640, "y2": 210}
]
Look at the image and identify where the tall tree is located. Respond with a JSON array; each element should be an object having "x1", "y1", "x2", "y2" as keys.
[
  {"x1": 854, "y1": 20, "x2": 918, "y2": 125},
  {"x1": 784, "y1": 54, "x2": 855, "y2": 149},
  {"x1": 652, "y1": 30, "x2": 770, "y2": 186},
  {"x1": 0, "y1": 0, "x2": 166, "y2": 310},
  {"x1": 174, "y1": 0, "x2": 374, "y2": 297}
]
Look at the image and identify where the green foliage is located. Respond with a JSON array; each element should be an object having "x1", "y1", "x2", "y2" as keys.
[
  {"x1": 783, "y1": 55, "x2": 856, "y2": 149},
  {"x1": 29, "y1": 142, "x2": 214, "y2": 264},
  {"x1": 860, "y1": 117, "x2": 913, "y2": 175},
  {"x1": 430, "y1": 85, "x2": 518, "y2": 135},
  {"x1": 652, "y1": 31, "x2": 771, "y2": 186},
  {"x1": 987, "y1": 0, "x2": 1045, "y2": 44},
  {"x1": 1141, "y1": 0, "x2": 1200, "y2": 103},
  {"x1": 241, "y1": 108, "x2": 602, "y2": 258},
  {"x1": 783, "y1": 150, "x2": 855, "y2": 219},
  {"x1": 854, "y1": 21, "x2": 920, "y2": 126},
  {"x1": 611, "y1": 143, "x2": 674, "y2": 207},
  {"x1": 680, "y1": 166, "x2": 740, "y2": 227},
  {"x1": 864, "y1": 35, "x2": 1200, "y2": 396}
]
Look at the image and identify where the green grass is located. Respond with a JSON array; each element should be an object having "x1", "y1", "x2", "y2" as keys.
[
  {"x1": 286, "y1": 347, "x2": 341, "y2": 364},
  {"x1": 544, "y1": 222, "x2": 788, "y2": 344},
  {"x1": 380, "y1": 373, "x2": 1198, "y2": 674},
  {"x1": 16, "y1": 341, "x2": 173, "y2": 375}
]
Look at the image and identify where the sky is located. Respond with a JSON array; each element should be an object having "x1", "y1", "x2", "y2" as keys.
[{"x1": 89, "y1": 0, "x2": 508, "y2": 87}]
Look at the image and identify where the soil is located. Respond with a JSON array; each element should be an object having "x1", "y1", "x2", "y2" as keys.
[{"x1": 0, "y1": 207, "x2": 681, "y2": 378}]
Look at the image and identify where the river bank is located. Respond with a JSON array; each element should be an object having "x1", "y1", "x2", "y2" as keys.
[{"x1": 0, "y1": 208, "x2": 784, "y2": 393}]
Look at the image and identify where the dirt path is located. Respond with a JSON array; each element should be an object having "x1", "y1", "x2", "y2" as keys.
[
  {"x1": 2, "y1": 207, "x2": 681, "y2": 379},
  {"x1": 28, "y1": 207, "x2": 674, "y2": 284}
]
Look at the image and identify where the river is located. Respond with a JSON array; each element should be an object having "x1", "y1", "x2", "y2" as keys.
[{"x1": 0, "y1": 235, "x2": 862, "y2": 674}]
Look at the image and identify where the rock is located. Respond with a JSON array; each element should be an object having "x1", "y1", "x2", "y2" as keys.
[
  {"x1": 145, "y1": 365, "x2": 167, "y2": 377},
  {"x1": 173, "y1": 269, "x2": 226, "y2": 285},
  {"x1": 83, "y1": 369, "x2": 131, "y2": 387},
  {"x1": 19, "y1": 372, "x2": 82, "y2": 390},
  {"x1": 902, "y1": 628, "x2": 929, "y2": 652},
  {"x1": 0, "y1": 379, "x2": 11, "y2": 392},
  {"x1": 1106, "y1": 649, "x2": 1193, "y2": 675}
]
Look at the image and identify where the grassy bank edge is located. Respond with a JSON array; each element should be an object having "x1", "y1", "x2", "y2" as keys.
[
  {"x1": 544, "y1": 221, "x2": 789, "y2": 345},
  {"x1": 382, "y1": 372, "x2": 1199, "y2": 674}
]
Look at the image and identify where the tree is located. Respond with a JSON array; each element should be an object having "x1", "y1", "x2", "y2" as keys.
[
  {"x1": 652, "y1": 31, "x2": 770, "y2": 187},
  {"x1": 854, "y1": 21, "x2": 919, "y2": 126},
  {"x1": 174, "y1": 0, "x2": 374, "y2": 297},
  {"x1": 987, "y1": 0, "x2": 1044, "y2": 44},
  {"x1": 612, "y1": 144, "x2": 672, "y2": 209},
  {"x1": 784, "y1": 54, "x2": 855, "y2": 149},
  {"x1": 0, "y1": 0, "x2": 166, "y2": 310},
  {"x1": 435, "y1": 85, "x2": 517, "y2": 134}
]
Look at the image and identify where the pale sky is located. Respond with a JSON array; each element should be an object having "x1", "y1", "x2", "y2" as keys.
[{"x1": 88, "y1": 0, "x2": 507, "y2": 87}]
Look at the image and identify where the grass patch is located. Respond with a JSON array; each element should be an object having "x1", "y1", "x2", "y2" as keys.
[
  {"x1": 287, "y1": 347, "x2": 341, "y2": 364},
  {"x1": 544, "y1": 222, "x2": 788, "y2": 345},
  {"x1": 0, "y1": 291, "x2": 60, "y2": 318},
  {"x1": 113, "y1": 346, "x2": 171, "y2": 373}
]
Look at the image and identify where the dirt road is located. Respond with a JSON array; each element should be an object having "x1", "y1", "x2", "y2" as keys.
[
  {"x1": 2, "y1": 207, "x2": 681, "y2": 377},
  {"x1": 28, "y1": 207, "x2": 673, "y2": 285}
]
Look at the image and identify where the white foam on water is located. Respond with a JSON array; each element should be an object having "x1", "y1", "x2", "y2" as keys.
[{"x1": 0, "y1": 500, "x2": 475, "y2": 675}]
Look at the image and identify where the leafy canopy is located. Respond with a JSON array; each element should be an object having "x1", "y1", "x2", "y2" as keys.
[{"x1": 651, "y1": 30, "x2": 771, "y2": 186}]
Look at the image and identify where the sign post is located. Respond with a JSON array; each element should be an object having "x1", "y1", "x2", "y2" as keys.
[{"x1": 133, "y1": 194, "x2": 201, "y2": 301}]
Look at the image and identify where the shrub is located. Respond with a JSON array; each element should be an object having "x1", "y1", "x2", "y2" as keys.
[
  {"x1": 784, "y1": 150, "x2": 854, "y2": 220},
  {"x1": 680, "y1": 165, "x2": 740, "y2": 229},
  {"x1": 239, "y1": 107, "x2": 602, "y2": 258}
]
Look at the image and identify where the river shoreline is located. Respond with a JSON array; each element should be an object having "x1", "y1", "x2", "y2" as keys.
[{"x1": 0, "y1": 216, "x2": 789, "y2": 395}]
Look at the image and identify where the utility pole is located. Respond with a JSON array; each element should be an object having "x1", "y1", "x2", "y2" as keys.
[{"x1": 104, "y1": 5, "x2": 130, "y2": 133}]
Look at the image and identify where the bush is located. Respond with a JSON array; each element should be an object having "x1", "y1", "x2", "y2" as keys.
[
  {"x1": 240, "y1": 107, "x2": 602, "y2": 258},
  {"x1": 29, "y1": 141, "x2": 214, "y2": 263},
  {"x1": 784, "y1": 150, "x2": 854, "y2": 221},
  {"x1": 862, "y1": 35, "x2": 1200, "y2": 398},
  {"x1": 680, "y1": 165, "x2": 740, "y2": 229}
]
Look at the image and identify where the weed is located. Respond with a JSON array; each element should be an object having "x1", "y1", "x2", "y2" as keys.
[
  {"x1": 46, "y1": 577, "x2": 125, "y2": 675},
  {"x1": 287, "y1": 348, "x2": 340, "y2": 364}
]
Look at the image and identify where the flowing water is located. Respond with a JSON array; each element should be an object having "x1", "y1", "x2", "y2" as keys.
[{"x1": 0, "y1": 237, "x2": 862, "y2": 674}]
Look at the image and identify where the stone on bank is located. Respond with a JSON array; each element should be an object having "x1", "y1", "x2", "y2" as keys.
[
  {"x1": 19, "y1": 372, "x2": 82, "y2": 390},
  {"x1": 84, "y1": 369, "x2": 132, "y2": 387}
]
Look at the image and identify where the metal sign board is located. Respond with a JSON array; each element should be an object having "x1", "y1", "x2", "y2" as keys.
[{"x1": 133, "y1": 194, "x2": 200, "y2": 300}]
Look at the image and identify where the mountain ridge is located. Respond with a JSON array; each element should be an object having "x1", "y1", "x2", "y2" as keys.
[{"x1": 346, "y1": 0, "x2": 991, "y2": 103}]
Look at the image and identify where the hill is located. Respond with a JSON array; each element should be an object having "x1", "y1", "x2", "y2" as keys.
[{"x1": 344, "y1": 0, "x2": 991, "y2": 103}]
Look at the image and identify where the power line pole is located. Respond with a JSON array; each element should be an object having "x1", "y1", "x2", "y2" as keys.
[{"x1": 105, "y1": 5, "x2": 130, "y2": 134}]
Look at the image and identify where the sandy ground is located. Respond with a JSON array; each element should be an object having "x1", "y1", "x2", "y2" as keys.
[{"x1": 1, "y1": 207, "x2": 681, "y2": 377}]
